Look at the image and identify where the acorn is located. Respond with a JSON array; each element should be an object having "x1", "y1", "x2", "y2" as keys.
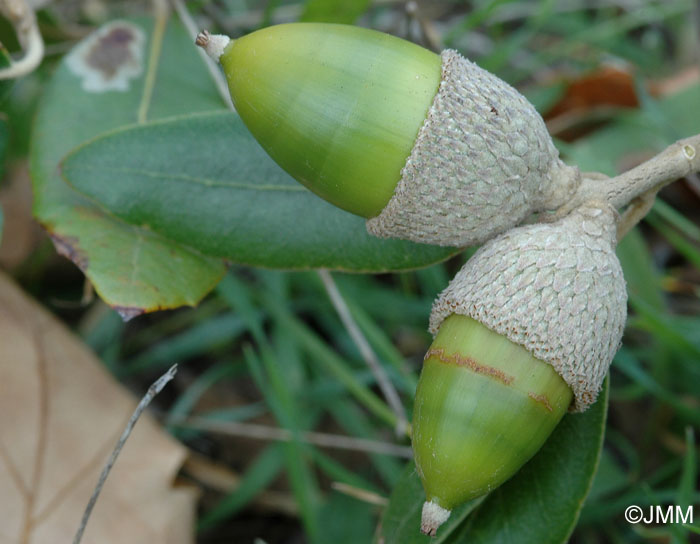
[
  {"x1": 196, "y1": 24, "x2": 580, "y2": 247},
  {"x1": 413, "y1": 202, "x2": 627, "y2": 535}
]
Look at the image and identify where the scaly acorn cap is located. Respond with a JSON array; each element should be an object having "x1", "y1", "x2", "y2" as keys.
[
  {"x1": 366, "y1": 49, "x2": 579, "y2": 247},
  {"x1": 430, "y1": 202, "x2": 628, "y2": 411},
  {"x1": 197, "y1": 24, "x2": 580, "y2": 247}
]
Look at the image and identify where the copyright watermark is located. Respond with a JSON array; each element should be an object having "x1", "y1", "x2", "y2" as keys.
[{"x1": 625, "y1": 505, "x2": 694, "y2": 525}]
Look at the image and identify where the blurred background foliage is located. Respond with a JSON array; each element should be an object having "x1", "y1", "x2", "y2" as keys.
[{"x1": 0, "y1": 0, "x2": 699, "y2": 543}]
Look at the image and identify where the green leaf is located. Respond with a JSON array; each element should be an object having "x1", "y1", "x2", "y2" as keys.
[
  {"x1": 0, "y1": 112, "x2": 7, "y2": 179},
  {"x1": 260, "y1": 291, "x2": 400, "y2": 428},
  {"x1": 325, "y1": 398, "x2": 404, "y2": 489},
  {"x1": 616, "y1": 227, "x2": 665, "y2": 313},
  {"x1": 630, "y1": 297, "x2": 700, "y2": 362},
  {"x1": 317, "y1": 491, "x2": 376, "y2": 544},
  {"x1": 61, "y1": 111, "x2": 459, "y2": 272},
  {"x1": 311, "y1": 448, "x2": 382, "y2": 494},
  {"x1": 645, "y1": 212, "x2": 700, "y2": 270},
  {"x1": 379, "y1": 380, "x2": 608, "y2": 543},
  {"x1": 123, "y1": 312, "x2": 247, "y2": 374},
  {"x1": 165, "y1": 359, "x2": 239, "y2": 429},
  {"x1": 0, "y1": 111, "x2": 5, "y2": 242},
  {"x1": 613, "y1": 348, "x2": 700, "y2": 426},
  {"x1": 197, "y1": 444, "x2": 286, "y2": 532},
  {"x1": 678, "y1": 427, "x2": 697, "y2": 509},
  {"x1": 0, "y1": 43, "x2": 13, "y2": 102},
  {"x1": 216, "y1": 273, "x2": 322, "y2": 540},
  {"x1": 652, "y1": 199, "x2": 700, "y2": 242},
  {"x1": 300, "y1": 0, "x2": 371, "y2": 24},
  {"x1": 243, "y1": 345, "x2": 322, "y2": 542},
  {"x1": 586, "y1": 449, "x2": 631, "y2": 502},
  {"x1": 30, "y1": 17, "x2": 226, "y2": 318}
]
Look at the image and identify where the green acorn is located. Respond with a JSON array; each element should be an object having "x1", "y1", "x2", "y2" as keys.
[
  {"x1": 414, "y1": 202, "x2": 627, "y2": 535},
  {"x1": 196, "y1": 24, "x2": 580, "y2": 247}
]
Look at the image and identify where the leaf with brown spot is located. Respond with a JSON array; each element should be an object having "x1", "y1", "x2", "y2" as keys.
[
  {"x1": 30, "y1": 17, "x2": 226, "y2": 316},
  {"x1": 0, "y1": 272, "x2": 196, "y2": 543}
]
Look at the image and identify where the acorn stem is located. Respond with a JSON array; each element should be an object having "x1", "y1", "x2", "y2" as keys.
[
  {"x1": 605, "y1": 134, "x2": 700, "y2": 208},
  {"x1": 557, "y1": 133, "x2": 700, "y2": 220}
]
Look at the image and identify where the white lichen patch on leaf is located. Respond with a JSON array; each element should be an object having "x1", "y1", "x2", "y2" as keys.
[{"x1": 66, "y1": 21, "x2": 145, "y2": 92}]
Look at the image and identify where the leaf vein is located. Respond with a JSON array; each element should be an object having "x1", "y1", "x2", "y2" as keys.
[{"x1": 66, "y1": 165, "x2": 305, "y2": 192}]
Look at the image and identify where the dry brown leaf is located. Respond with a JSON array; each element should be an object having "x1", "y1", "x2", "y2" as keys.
[
  {"x1": 0, "y1": 272, "x2": 196, "y2": 543},
  {"x1": 545, "y1": 64, "x2": 640, "y2": 119}
]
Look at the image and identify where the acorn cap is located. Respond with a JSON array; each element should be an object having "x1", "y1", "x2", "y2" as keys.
[
  {"x1": 366, "y1": 49, "x2": 581, "y2": 247},
  {"x1": 429, "y1": 202, "x2": 627, "y2": 411}
]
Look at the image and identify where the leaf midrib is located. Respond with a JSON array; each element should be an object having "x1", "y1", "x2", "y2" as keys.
[{"x1": 65, "y1": 164, "x2": 306, "y2": 192}]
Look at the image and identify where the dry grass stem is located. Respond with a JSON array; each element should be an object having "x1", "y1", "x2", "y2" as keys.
[
  {"x1": 331, "y1": 482, "x2": 389, "y2": 506},
  {"x1": 72, "y1": 365, "x2": 178, "y2": 544},
  {"x1": 170, "y1": 415, "x2": 413, "y2": 458},
  {"x1": 318, "y1": 269, "x2": 409, "y2": 437}
]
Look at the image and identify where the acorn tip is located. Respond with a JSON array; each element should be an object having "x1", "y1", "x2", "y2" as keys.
[
  {"x1": 421, "y1": 500, "x2": 451, "y2": 536},
  {"x1": 195, "y1": 30, "x2": 210, "y2": 47},
  {"x1": 194, "y1": 30, "x2": 231, "y2": 62}
]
